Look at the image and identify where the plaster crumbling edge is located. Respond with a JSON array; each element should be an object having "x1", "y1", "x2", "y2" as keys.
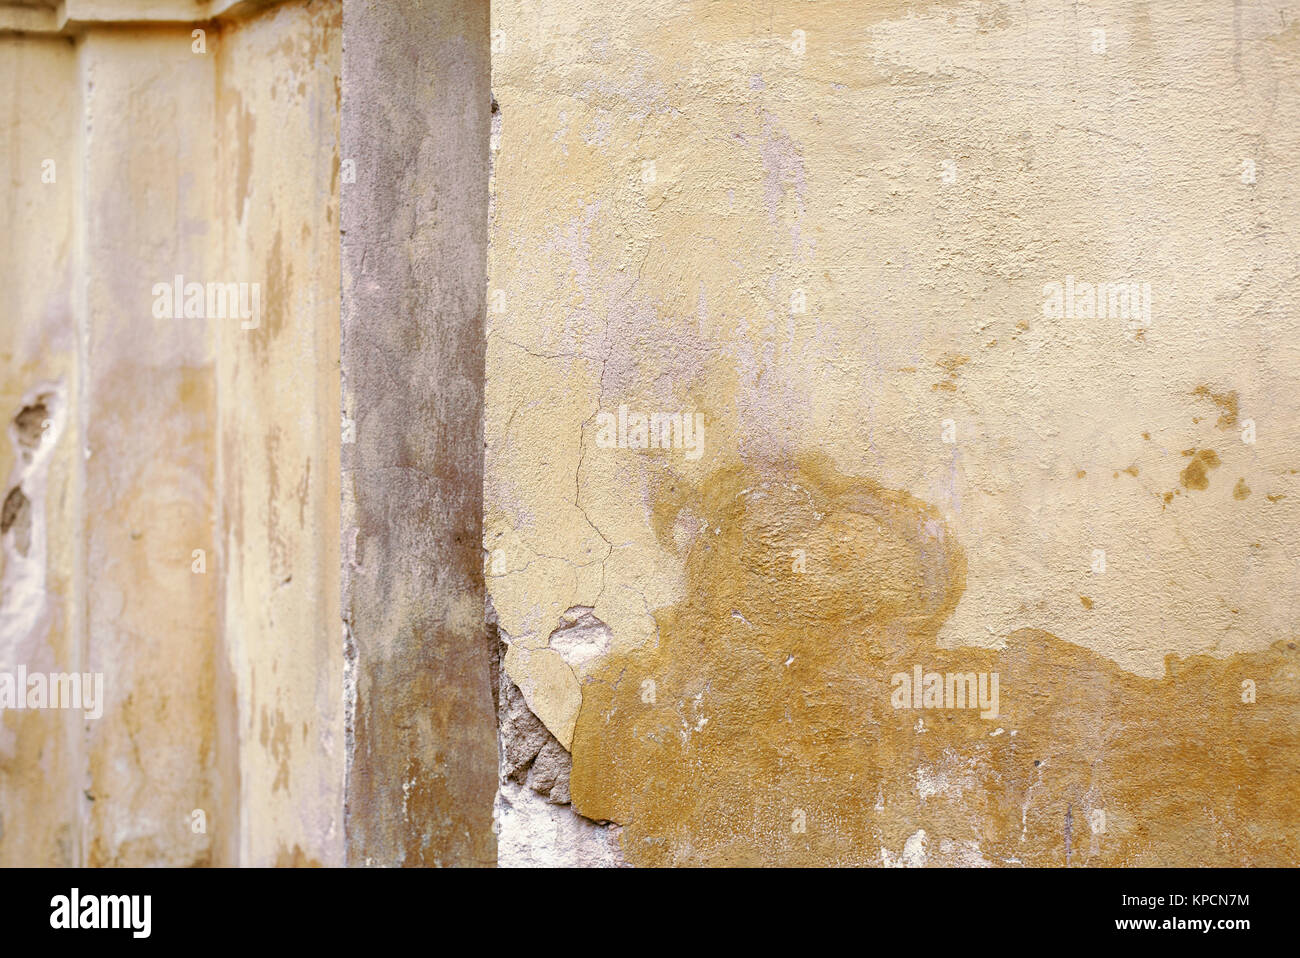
[{"x1": 489, "y1": 598, "x2": 626, "y2": 867}]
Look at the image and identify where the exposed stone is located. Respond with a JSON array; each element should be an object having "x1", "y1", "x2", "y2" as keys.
[{"x1": 490, "y1": 602, "x2": 624, "y2": 865}]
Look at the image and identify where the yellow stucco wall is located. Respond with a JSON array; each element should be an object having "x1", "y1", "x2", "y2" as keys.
[
  {"x1": 216, "y1": 0, "x2": 343, "y2": 870},
  {"x1": 2, "y1": 0, "x2": 1297, "y2": 869},
  {"x1": 486, "y1": 0, "x2": 1300, "y2": 865}
]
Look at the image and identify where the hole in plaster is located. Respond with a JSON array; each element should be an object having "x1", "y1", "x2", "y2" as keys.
[{"x1": 1, "y1": 487, "x2": 31, "y2": 556}]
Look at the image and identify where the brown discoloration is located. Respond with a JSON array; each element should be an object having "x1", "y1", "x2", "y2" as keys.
[
  {"x1": 274, "y1": 843, "x2": 323, "y2": 868},
  {"x1": 1233, "y1": 478, "x2": 1251, "y2": 500},
  {"x1": 259, "y1": 706, "x2": 293, "y2": 794},
  {"x1": 234, "y1": 98, "x2": 255, "y2": 227},
  {"x1": 248, "y1": 229, "x2": 290, "y2": 347},
  {"x1": 214, "y1": 0, "x2": 345, "y2": 865},
  {"x1": 342, "y1": 0, "x2": 496, "y2": 867},
  {"x1": 0, "y1": 486, "x2": 31, "y2": 555},
  {"x1": 1192, "y1": 385, "x2": 1239, "y2": 428},
  {"x1": 1079, "y1": 595, "x2": 1093, "y2": 609},
  {"x1": 84, "y1": 364, "x2": 230, "y2": 867},
  {"x1": 571, "y1": 458, "x2": 1300, "y2": 866},
  {"x1": 932, "y1": 354, "x2": 970, "y2": 392},
  {"x1": 1180, "y1": 449, "x2": 1220, "y2": 491},
  {"x1": 12, "y1": 400, "x2": 49, "y2": 450}
]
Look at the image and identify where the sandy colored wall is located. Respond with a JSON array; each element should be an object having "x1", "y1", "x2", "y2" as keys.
[
  {"x1": 216, "y1": 0, "x2": 344, "y2": 869},
  {"x1": 0, "y1": 32, "x2": 81, "y2": 866},
  {"x1": 486, "y1": 0, "x2": 1300, "y2": 865},
  {"x1": 3, "y1": 0, "x2": 1297, "y2": 869},
  {"x1": 0, "y1": 0, "x2": 342, "y2": 867},
  {"x1": 80, "y1": 24, "x2": 229, "y2": 867}
]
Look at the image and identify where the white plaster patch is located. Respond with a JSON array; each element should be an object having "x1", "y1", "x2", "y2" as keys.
[
  {"x1": 0, "y1": 383, "x2": 65, "y2": 760},
  {"x1": 547, "y1": 605, "x2": 613, "y2": 671},
  {"x1": 914, "y1": 752, "x2": 979, "y2": 802},
  {"x1": 494, "y1": 780, "x2": 625, "y2": 868},
  {"x1": 881, "y1": 828, "x2": 928, "y2": 867}
]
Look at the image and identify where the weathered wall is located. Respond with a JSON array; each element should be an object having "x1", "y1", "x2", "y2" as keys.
[
  {"x1": 0, "y1": 0, "x2": 343, "y2": 867},
  {"x1": 341, "y1": 0, "x2": 496, "y2": 867},
  {"x1": 216, "y1": 0, "x2": 344, "y2": 869},
  {"x1": 4, "y1": 0, "x2": 1298, "y2": 869},
  {"x1": 486, "y1": 0, "x2": 1300, "y2": 865},
  {"x1": 80, "y1": 24, "x2": 229, "y2": 867},
  {"x1": 0, "y1": 32, "x2": 80, "y2": 866}
]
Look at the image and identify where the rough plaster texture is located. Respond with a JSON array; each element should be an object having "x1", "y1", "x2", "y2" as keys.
[
  {"x1": 216, "y1": 0, "x2": 343, "y2": 867},
  {"x1": 0, "y1": 0, "x2": 343, "y2": 867},
  {"x1": 79, "y1": 27, "x2": 230, "y2": 867},
  {"x1": 490, "y1": 606, "x2": 623, "y2": 866},
  {"x1": 486, "y1": 0, "x2": 1300, "y2": 865},
  {"x1": 0, "y1": 33, "x2": 80, "y2": 865},
  {"x1": 341, "y1": 0, "x2": 497, "y2": 866},
  {"x1": 4, "y1": 0, "x2": 1298, "y2": 869}
]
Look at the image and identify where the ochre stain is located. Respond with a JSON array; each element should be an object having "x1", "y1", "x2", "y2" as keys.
[
  {"x1": 1179, "y1": 449, "x2": 1220, "y2": 491},
  {"x1": 234, "y1": 98, "x2": 255, "y2": 228},
  {"x1": 570, "y1": 456, "x2": 1300, "y2": 866},
  {"x1": 259, "y1": 705, "x2": 292, "y2": 794},
  {"x1": 931, "y1": 354, "x2": 970, "y2": 392},
  {"x1": 250, "y1": 230, "x2": 291, "y2": 347},
  {"x1": 274, "y1": 843, "x2": 323, "y2": 868},
  {"x1": 1079, "y1": 596, "x2": 1093, "y2": 609},
  {"x1": 1192, "y1": 385, "x2": 1239, "y2": 428},
  {"x1": 1233, "y1": 478, "x2": 1251, "y2": 500}
]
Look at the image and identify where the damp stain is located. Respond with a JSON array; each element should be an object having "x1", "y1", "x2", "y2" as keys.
[
  {"x1": 570, "y1": 456, "x2": 1300, "y2": 866},
  {"x1": 274, "y1": 843, "x2": 324, "y2": 868},
  {"x1": 931, "y1": 354, "x2": 970, "y2": 392},
  {"x1": 1179, "y1": 449, "x2": 1220, "y2": 491},
  {"x1": 1192, "y1": 385, "x2": 1239, "y2": 428}
]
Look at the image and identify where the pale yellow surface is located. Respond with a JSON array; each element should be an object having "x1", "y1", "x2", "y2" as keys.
[{"x1": 487, "y1": 0, "x2": 1300, "y2": 759}]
